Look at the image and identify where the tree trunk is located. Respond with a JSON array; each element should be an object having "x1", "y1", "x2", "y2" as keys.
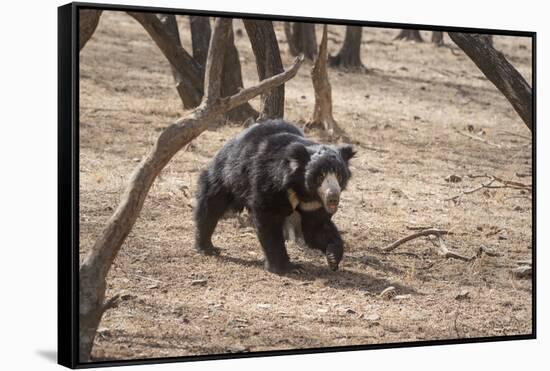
[
  {"x1": 129, "y1": 12, "x2": 203, "y2": 109},
  {"x1": 394, "y1": 29, "x2": 423, "y2": 42},
  {"x1": 130, "y1": 13, "x2": 255, "y2": 121},
  {"x1": 78, "y1": 18, "x2": 304, "y2": 361},
  {"x1": 474, "y1": 33, "x2": 494, "y2": 47},
  {"x1": 308, "y1": 25, "x2": 336, "y2": 136},
  {"x1": 157, "y1": 14, "x2": 192, "y2": 110},
  {"x1": 284, "y1": 22, "x2": 299, "y2": 56},
  {"x1": 448, "y1": 32, "x2": 532, "y2": 131},
  {"x1": 431, "y1": 31, "x2": 444, "y2": 46},
  {"x1": 329, "y1": 26, "x2": 366, "y2": 72},
  {"x1": 79, "y1": 9, "x2": 102, "y2": 51},
  {"x1": 221, "y1": 27, "x2": 259, "y2": 123},
  {"x1": 189, "y1": 16, "x2": 211, "y2": 68},
  {"x1": 285, "y1": 22, "x2": 317, "y2": 60},
  {"x1": 244, "y1": 20, "x2": 285, "y2": 120}
]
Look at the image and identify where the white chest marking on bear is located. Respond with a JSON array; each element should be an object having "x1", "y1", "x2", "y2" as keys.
[
  {"x1": 287, "y1": 189, "x2": 300, "y2": 210},
  {"x1": 287, "y1": 189, "x2": 323, "y2": 211}
]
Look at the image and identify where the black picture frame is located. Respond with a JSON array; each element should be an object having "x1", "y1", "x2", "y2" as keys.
[{"x1": 58, "y1": 2, "x2": 536, "y2": 368}]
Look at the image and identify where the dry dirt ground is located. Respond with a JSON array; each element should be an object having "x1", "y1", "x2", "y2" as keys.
[{"x1": 79, "y1": 11, "x2": 533, "y2": 361}]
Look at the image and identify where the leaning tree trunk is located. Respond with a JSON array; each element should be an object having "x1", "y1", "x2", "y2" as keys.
[
  {"x1": 474, "y1": 33, "x2": 494, "y2": 47},
  {"x1": 329, "y1": 26, "x2": 366, "y2": 72},
  {"x1": 79, "y1": 9, "x2": 102, "y2": 51},
  {"x1": 448, "y1": 32, "x2": 532, "y2": 131},
  {"x1": 285, "y1": 22, "x2": 317, "y2": 60},
  {"x1": 221, "y1": 27, "x2": 259, "y2": 123},
  {"x1": 308, "y1": 25, "x2": 337, "y2": 137},
  {"x1": 157, "y1": 14, "x2": 193, "y2": 110},
  {"x1": 189, "y1": 16, "x2": 211, "y2": 67},
  {"x1": 431, "y1": 31, "x2": 444, "y2": 46},
  {"x1": 129, "y1": 12, "x2": 204, "y2": 109},
  {"x1": 243, "y1": 20, "x2": 285, "y2": 119},
  {"x1": 394, "y1": 29, "x2": 423, "y2": 42},
  {"x1": 78, "y1": 18, "x2": 304, "y2": 362}
]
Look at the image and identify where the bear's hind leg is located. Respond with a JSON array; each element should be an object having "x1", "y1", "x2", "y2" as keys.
[{"x1": 194, "y1": 174, "x2": 231, "y2": 256}]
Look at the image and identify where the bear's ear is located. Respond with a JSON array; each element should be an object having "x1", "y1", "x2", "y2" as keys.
[
  {"x1": 285, "y1": 142, "x2": 310, "y2": 172},
  {"x1": 338, "y1": 144, "x2": 356, "y2": 164}
]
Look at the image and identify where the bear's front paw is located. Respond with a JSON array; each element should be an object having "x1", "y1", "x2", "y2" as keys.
[
  {"x1": 265, "y1": 261, "x2": 305, "y2": 275},
  {"x1": 196, "y1": 245, "x2": 221, "y2": 256},
  {"x1": 289, "y1": 262, "x2": 306, "y2": 274}
]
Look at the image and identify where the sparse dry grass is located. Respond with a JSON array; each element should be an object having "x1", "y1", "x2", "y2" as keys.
[{"x1": 80, "y1": 11, "x2": 532, "y2": 361}]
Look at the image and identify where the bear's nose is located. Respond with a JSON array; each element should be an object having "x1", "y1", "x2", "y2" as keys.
[
  {"x1": 325, "y1": 190, "x2": 340, "y2": 214},
  {"x1": 326, "y1": 191, "x2": 339, "y2": 205}
]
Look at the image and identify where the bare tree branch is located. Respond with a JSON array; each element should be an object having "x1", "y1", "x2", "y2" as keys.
[
  {"x1": 128, "y1": 12, "x2": 203, "y2": 108},
  {"x1": 436, "y1": 236, "x2": 475, "y2": 261},
  {"x1": 308, "y1": 25, "x2": 337, "y2": 136},
  {"x1": 445, "y1": 174, "x2": 532, "y2": 202},
  {"x1": 455, "y1": 130, "x2": 502, "y2": 148},
  {"x1": 78, "y1": 18, "x2": 304, "y2": 361},
  {"x1": 222, "y1": 55, "x2": 304, "y2": 111},
  {"x1": 203, "y1": 18, "x2": 232, "y2": 102},
  {"x1": 156, "y1": 14, "x2": 191, "y2": 109},
  {"x1": 380, "y1": 229, "x2": 450, "y2": 252}
]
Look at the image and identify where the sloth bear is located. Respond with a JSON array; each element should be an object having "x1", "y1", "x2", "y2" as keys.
[{"x1": 193, "y1": 119, "x2": 355, "y2": 274}]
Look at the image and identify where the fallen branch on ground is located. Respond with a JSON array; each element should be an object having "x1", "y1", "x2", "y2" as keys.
[
  {"x1": 445, "y1": 174, "x2": 532, "y2": 202},
  {"x1": 487, "y1": 175, "x2": 532, "y2": 190},
  {"x1": 455, "y1": 130, "x2": 502, "y2": 148},
  {"x1": 380, "y1": 229, "x2": 451, "y2": 252},
  {"x1": 436, "y1": 236, "x2": 475, "y2": 261},
  {"x1": 477, "y1": 245, "x2": 503, "y2": 257},
  {"x1": 380, "y1": 229, "x2": 478, "y2": 262},
  {"x1": 500, "y1": 131, "x2": 531, "y2": 141}
]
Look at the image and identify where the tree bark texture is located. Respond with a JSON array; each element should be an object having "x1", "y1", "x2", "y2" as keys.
[
  {"x1": 79, "y1": 9, "x2": 102, "y2": 51},
  {"x1": 220, "y1": 27, "x2": 259, "y2": 122},
  {"x1": 329, "y1": 26, "x2": 366, "y2": 72},
  {"x1": 474, "y1": 33, "x2": 494, "y2": 47},
  {"x1": 78, "y1": 17, "x2": 304, "y2": 361},
  {"x1": 448, "y1": 32, "x2": 532, "y2": 131},
  {"x1": 285, "y1": 22, "x2": 317, "y2": 60},
  {"x1": 156, "y1": 14, "x2": 192, "y2": 109},
  {"x1": 189, "y1": 16, "x2": 211, "y2": 67},
  {"x1": 131, "y1": 13, "x2": 255, "y2": 121},
  {"x1": 243, "y1": 20, "x2": 285, "y2": 119},
  {"x1": 309, "y1": 25, "x2": 336, "y2": 136},
  {"x1": 394, "y1": 29, "x2": 423, "y2": 42},
  {"x1": 129, "y1": 12, "x2": 203, "y2": 109},
  {"x1": 284, "y1": 22, "x2": 299, "y2": 56}
]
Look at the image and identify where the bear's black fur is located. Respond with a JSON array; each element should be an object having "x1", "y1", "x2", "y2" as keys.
[{"x1": 193, "y1": 119, "x2": 355, "y2": 274}]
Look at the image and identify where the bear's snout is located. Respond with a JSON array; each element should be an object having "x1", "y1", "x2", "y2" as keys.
[
  {"x1": 318, "y1": 172, "x2": 341, "y2": 214},
  {"x1": 325, "y1": 189, "x2": 340, "y2": 214}
]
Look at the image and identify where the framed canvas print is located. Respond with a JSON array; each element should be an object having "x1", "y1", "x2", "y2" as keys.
[{"x1": 58, "y1": 1, "x2": 536, "y2": 368}]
